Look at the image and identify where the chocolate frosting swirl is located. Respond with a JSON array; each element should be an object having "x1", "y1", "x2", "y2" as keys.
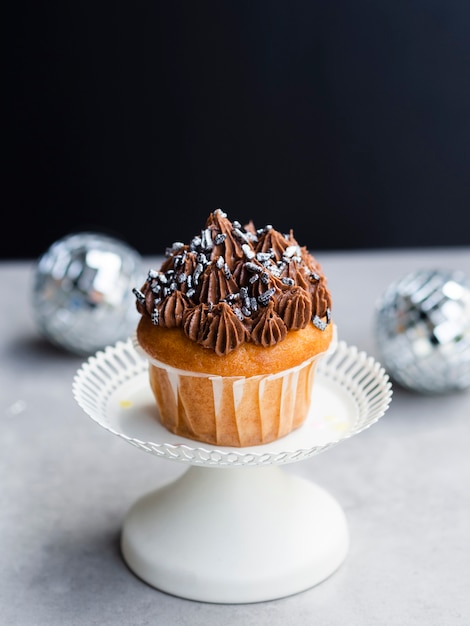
[
  {"x1": 251, "y1": 301, "x2": 288, "y2": 346},
  {"x1": 134, "y1": 209, "x2": 332, "y2": 354},
  {"x1": 183, "y1": 303, "x2": 249, "y2": 356},
  {"x1": 197, "y1": 261, "x2": 239, "y2": 304},
  {"x1": 277, "y1": 287, "x2": 313, "y2": 329},
  {"x1": 256, "y1": 227, "x2": 293, "y2": 261},
  {"x1": 157, "y1": 291, "x2": 190, "y2": 328}
]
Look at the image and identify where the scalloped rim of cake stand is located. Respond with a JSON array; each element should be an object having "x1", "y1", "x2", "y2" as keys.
[{"x1": 72, "y1": 338, "x2": 392, "y2": 467}]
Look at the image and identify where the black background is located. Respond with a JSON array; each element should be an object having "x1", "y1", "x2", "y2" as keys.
[{"x1": 6, "y1": 1, "x2": 470, "y2": 260}]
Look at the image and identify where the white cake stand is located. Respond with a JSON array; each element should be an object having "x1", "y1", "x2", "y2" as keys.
[{"x1": 73, "y1": 338, "x2": 392, "y2": 604}]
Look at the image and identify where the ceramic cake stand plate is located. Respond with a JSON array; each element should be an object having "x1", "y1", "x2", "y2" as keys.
[{"x1": 73, "y1": 339, "x2": 392, "y2": 604}]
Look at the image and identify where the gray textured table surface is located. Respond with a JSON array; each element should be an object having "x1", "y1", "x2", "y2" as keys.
[{"x1": 1, "y1": 248, "x2": 469, "y2": 626}]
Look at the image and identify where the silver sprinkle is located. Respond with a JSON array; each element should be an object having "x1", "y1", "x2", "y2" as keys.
[
  {"x1": 233, "y1": 227, "x2": 250, "y2": 243},
  {"x1": 242, "y1": 243, "x2": 255, "y2": 259},
  {"x1": 201, "y1": 228, "x2": 213, "y2": 250},
  {"x1": 165, "y1": 242, "x2": 184, "y2": 256},
  {"x1": 132, "y1": 288, "x2": 146, "y2": 304},
  {"x1": 214, "y1": 233, "x2": 227, "y2": 245},
  {"x1": 256, "y1": 252, "x2": 272, "y2": 264},
  {"x1": 281, "y1": 277, "x2": 295, "y2": 286},
  {"x1": 258, "y1": 288, "x2": 276, "y2": 306},
  {"x1": 313, "y1": 315, "x2": 327, "y2": 331},
  {"x1": 193, "y1": 263, "x2": 204, "y2": 285},
  {"x1": 244, "y1": 261, "x2": 260, "y2": 273},
  {"x1": 190, "y1": 235, "x2": 202, "y2": 251},
  {"x1": 284, "y1": 245, "x2": 300, "y2": 258},
  {"x1": 233, "y1": 307, "x2": 244, "y2": 321}
]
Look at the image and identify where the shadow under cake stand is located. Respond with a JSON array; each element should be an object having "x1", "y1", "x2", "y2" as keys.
[{"x1": 73, "y1": 339, "x2": 392, "y2": 604}]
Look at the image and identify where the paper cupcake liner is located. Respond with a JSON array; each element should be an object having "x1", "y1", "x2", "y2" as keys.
[{"x1": 137, "y1": 339, "x2": 334, "y2": 447}]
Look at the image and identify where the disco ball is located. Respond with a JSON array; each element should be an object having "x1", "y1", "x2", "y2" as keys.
[
  {"x1": 374, "y1": 268, "x2": 470, "y2": 394},
  {"x1": 32, "y1": 232, "x2": 143, "y2": 356}
]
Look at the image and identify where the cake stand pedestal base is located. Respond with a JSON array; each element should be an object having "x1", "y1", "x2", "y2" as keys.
[
  {"x1": 74, "y1": 339, "x2": 392, "y2": 603},
  {"x1": 121, "y1": 464, "x2": 349, "y2": 604}
]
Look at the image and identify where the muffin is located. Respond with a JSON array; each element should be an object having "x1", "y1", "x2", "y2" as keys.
[{"x1": 133, "y1": 209, "x2": 334, "y2": 447}]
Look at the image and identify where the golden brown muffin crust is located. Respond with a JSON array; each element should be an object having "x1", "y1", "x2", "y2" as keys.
[{"x1": 137, "y1": 315, "x2": 333, "y2": 377}]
